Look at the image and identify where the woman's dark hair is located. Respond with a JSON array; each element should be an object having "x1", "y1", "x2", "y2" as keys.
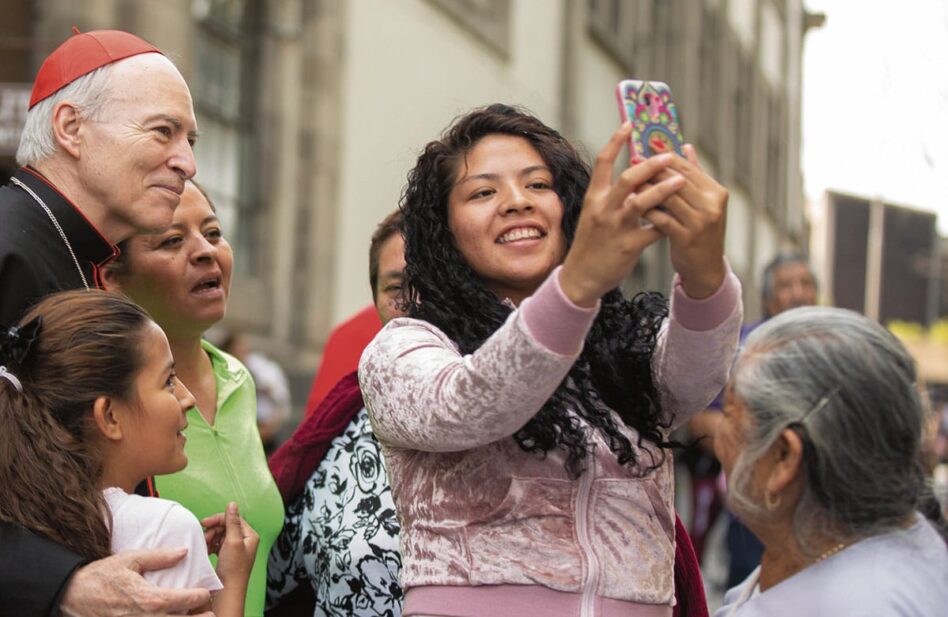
[
  {"x1": 0, "y1": 290, "x2": 153, "y2": 560},
  {"x1": 401, "y1": 103, "x2": 669, "y2": 478}
]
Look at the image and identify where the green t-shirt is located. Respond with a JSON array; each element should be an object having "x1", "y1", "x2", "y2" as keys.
[{"x1": 156, "y1": 340, "x2": 284, "y2": 617}]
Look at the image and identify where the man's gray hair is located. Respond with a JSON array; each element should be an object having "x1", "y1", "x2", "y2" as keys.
[
  {"x1": 726, "y1": 307, "x2": 926, "y2": 553},
  {"x1": 16, "y1": 64, "x2": 116, "y2": 166}
]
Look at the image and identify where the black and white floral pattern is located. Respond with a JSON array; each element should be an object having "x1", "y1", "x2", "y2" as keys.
[{"x1": 267, "y1": 408, "x2": 402, "y2": 616}]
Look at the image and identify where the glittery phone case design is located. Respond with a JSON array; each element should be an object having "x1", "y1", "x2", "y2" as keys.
[{"x1": 616, "y1": 79, "x2": 684, "y2": 159}]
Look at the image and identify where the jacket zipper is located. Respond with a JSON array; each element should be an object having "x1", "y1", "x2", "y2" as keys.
[{"x1": 575, "y1": 457, "x2": 600, "y2": 617}]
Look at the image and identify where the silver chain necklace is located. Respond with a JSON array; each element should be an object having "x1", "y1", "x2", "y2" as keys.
[{"x1": 10, "y1": 176, "x2": 90, "y2": 290}]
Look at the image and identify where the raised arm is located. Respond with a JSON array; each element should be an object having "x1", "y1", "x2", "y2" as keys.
[
  {"x1": 362, "y1": 124, "x2": 694, "y2": 452},
  {"x1": 652, "y1": 267, "x2": 743, "y2": 430},
  {"x1": 642, "y1": 143, "x2": 741, "y2": 428}
]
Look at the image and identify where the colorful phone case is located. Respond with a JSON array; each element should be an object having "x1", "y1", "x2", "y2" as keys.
[{"x1": 616, "y1": 80, "x2": 684, "y2": 159}]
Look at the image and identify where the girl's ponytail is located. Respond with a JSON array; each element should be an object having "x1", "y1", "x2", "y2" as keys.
[{"x1": 0, "y1": 290, "x2": 152, "y2": 560}]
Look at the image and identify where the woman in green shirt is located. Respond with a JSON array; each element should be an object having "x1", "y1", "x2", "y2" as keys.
[{"x1": 105, "y1": 180, "x2": 284, "y2": 617}]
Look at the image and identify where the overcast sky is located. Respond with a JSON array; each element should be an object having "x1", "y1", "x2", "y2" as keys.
[{"x1": 802, "y1": 0, "x2": 948, "y2": 233}]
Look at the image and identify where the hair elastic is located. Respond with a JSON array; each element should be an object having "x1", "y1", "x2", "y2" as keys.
[{"x1": 0, "y1": 366, "x2": 23, "y2": 393}]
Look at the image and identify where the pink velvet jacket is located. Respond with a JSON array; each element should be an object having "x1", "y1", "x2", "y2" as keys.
[{"x1": 360, "y1": 267, "x2": 742, "y2": 617}]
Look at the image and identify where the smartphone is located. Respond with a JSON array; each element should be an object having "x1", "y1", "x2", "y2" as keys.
[{"x1": 616, "y1": 79, "x2": 685, "y2": 161}]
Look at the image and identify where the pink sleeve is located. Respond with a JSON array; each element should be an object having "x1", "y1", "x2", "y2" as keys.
[
  {"x1": 652, "y1": 267, "x2": 744, "y2": 430},
  {"x1": 670, "y1": 266, "x2": 742, "y2": 332},
  {"x1": 520, "y1": 265, "x2": 599, "y2": 355},
  {"x1": 360, "y1": 317, "x2": 581, "y2": 451}
]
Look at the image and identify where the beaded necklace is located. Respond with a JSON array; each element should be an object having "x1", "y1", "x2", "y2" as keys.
[
  {"x1": 722, "y1": 542, "x2": 850, "y2": 616},
  {"x1": 815, "y1": 542, "x2": 847, "y2": 563}
]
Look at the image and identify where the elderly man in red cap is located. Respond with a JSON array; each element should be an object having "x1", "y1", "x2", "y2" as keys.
[
  {"x1": 0, "y1": 30, "x2": 209, "y2": 617},
  {"x1": 0, "y1": 28, "x2": 197, "y2": 325}
]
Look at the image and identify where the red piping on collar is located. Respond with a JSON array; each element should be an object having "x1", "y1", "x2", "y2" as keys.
[
  {"x1": 20, "y1": 166, "x2": 120, "y2": 266},
  {"x1": 146, "y1": 476, "x2": 158, "y2": 497}
]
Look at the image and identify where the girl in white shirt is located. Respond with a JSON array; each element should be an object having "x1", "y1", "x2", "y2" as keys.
[{"x1": 0, "y1": 290, "x2": 258, "y2": 617}]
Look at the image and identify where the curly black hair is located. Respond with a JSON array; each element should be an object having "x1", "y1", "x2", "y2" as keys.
[{"x1": 401, "y1": 104, "x2": 670, "y2": 478}]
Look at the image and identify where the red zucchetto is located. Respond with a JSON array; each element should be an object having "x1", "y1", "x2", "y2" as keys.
[{"x1": 29, "y1": 28, "x2": 163, "y2": 109}]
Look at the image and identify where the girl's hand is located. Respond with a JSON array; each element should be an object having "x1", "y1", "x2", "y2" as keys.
[
  {"x1": 640, "y1": 144, "x2": 728, "y2": 299},
  {"x1": 200, "y1": 512, "x2": 225, "y2": 556},
  {"x1": 214, "y1": 502, "x2": 259, "y2": 587},
  {"x1": 559, "y1": 123, "x2": 684, "y2": 307}
]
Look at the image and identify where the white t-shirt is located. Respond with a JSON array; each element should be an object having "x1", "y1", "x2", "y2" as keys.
[{"x1": 103, "y1": 487, "x2": 223, "y2": 592}]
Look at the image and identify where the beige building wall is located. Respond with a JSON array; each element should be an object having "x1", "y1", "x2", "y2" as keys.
[{"x1": 332, "y1": 0, "x2": 566, "y2": 321}]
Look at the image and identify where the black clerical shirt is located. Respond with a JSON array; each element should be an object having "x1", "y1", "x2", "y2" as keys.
[
  {"x1": 0, "y1": 166, "x2": 118, "y2": 616},
  {"x1": 0, "y1": 166, "x2": 118, "y2": 327}
]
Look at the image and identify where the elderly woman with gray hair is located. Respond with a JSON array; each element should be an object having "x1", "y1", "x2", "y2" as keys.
[{"x1": 713, "y1": 307, "x2": 948, "y2": 617}]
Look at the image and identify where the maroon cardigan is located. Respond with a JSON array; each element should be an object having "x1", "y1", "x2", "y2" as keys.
[{"x1": 268, "y1": 370, "x2": 708, "y2": 617}]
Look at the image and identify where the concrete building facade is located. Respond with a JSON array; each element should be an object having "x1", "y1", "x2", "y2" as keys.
[{"x1": 811, "y1": 190, "x2": 941, "y2": 326}]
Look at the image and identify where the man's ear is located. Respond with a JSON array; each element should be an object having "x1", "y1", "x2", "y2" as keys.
[
  {"x1": 50, "y1": 101, "x2": 84, "y2": 160},
  {"x1": 93, "y1": 396, "x2": 124, "y2": 441},
  {"x1": 765, "y1": 428, "x2": 805, "y2": 498}
]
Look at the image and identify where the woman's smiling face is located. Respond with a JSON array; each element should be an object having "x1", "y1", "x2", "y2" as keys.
[{"x1": 446, "y1": 134, "x2": 567, "y2": 305}]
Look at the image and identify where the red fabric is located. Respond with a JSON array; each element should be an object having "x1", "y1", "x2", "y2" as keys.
[
  {"x1": 687, "y1": 471, "x2": 724, "y2": 561},
  {"x1": 673, "y1": 514, "x2": 709, "y2": 617},
  {"x1": 30, "y1": 29, "x2": 162, "y2": 108},
  {"x1": 268, "y1": 370, "x2": 364, "y2": 504},
  {"x1": 304, "y1": 305, "x2": 381, "y2": 413}
]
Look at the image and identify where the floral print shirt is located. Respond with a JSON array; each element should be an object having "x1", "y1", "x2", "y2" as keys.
[{"x1": 267, "y1": 407, "x2": 403, "y2": 616}]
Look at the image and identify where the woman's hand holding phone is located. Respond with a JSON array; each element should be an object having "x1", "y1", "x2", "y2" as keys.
[
  {"x1": 559, "y1": 123, "x2": 684, "y2": 308},
  {"x1": 637, "y1": 144, "x2": 728, "y2": 299}
]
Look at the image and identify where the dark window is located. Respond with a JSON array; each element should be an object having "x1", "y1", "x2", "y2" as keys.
[
  {"x1": 765, "y1": 90, "x2": 786, "y2": 218},
  {"x1": 193, "y1": 0, "x2": 263, "y2": 274},
  {"x1": 697, "y1": 5, "x2": 720, "y2": 153},
  {"x1": 427, "y1": 0, "x2": 511, "y2": 55},
  {"x1": 733, "y1": 49, "x2": 753, "y2": 190},
  {"x1": 832, "y1": 195, "x2": 870, "y2": 313},
  {"x1": 587, "y1": 0, "x2": 639, "y2": 72},
  {"x1": 880, "y1": 205, "x2": 936, "y2": 324}
]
